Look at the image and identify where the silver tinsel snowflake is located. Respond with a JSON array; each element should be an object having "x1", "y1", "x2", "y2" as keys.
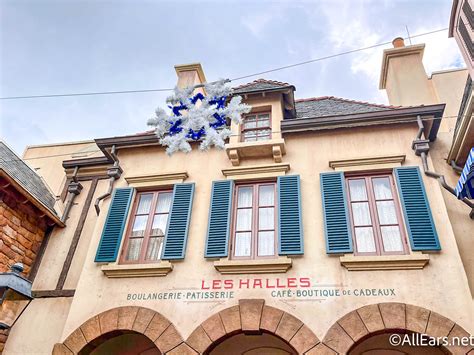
[{"x1": 147, "y1": 80, "x2": 251, "y2": 155}]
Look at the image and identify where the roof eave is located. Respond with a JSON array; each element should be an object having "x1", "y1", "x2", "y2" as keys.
[
  {"x1": 0, "y1": 170, "x2": 64, "y2": 227},
  {"x1": 281, "y1": 104, "x2": 445, "y2": 141}
]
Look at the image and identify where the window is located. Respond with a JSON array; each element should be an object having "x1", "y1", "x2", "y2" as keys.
[
  {"x1": 232, "y1": 182, "x2": 277, "y2": 259},
  {"x1": 241, "y1": 113, "x2": 271, "y2": 142},
  {"x1": 121, "y1": 190, "x2": 173, "y2": 263},
  {"x1": 346, "y1": 174, "x2": 408, "y2": 255}
]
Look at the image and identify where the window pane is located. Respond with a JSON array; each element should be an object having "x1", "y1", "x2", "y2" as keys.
[
  {"x1": 376, "y1": 201, "x2": 398, "y2": 225},
  {"x1": 355, "y1": 227, "x2": 376, "y2": 253},
  {"x1": 348, "y1": 179, "x2": 367, "y2": 201},
  {"x1": 373, "y1": 177, "x2": 393, "y2": 200},
  {"x1": 234, "y1": 232, "x2": 251, "y2": 257},
  {"x1": 151, "y1": 214, "x2": 168, "y2": 236},
  {"x1": 244, "y1": 116, "x2": 257, "y2": 129},
  {"x1": 257, "y1": 129, "x2": 271, "y2": 137},
  {"x1": 243, "y1": 131, "x2": 257, "y2": 141},
  {"x1": 257, "y1": 119, "x2": 270, "y2": 128},
  {"x1": 156, "y1": 192, "x2": 173, "y2": 213},
  {"x1": 131, "y1": 215, "x2": 148, "y2": 237},
  {"x1": 259, "y1": 185, "x2": 274, "y2": 206},
  {"x1": 352, "y1": 202, "x2": 371, "y2": 226},
  {"x1": 258, "y1": 231, "x2": 274, "y2": 256},
  {"x1": 257, "y1": 113, "x2": 270, "y2": 120},
  {"x1": 146, "y1": 236, "x2": 164, "y2": 260},
  {"x1": 236, "y1": 209, "x2": 252, "y2": 231},
  {"x1": 381, "y1": 226, "x2": 404, "y2": 252},
  {"x1": 126, "y1": 238, "x2": 143, "y2": 261},
  {"x1": 237, "y1": 187, "x2": 253, "y2": 207},
  {"x1": 137, "y1": 194, "x2": 153, "y2": 214},
  {"x1": 259, "y1": 207, "x2": 274, "y2": 230}
]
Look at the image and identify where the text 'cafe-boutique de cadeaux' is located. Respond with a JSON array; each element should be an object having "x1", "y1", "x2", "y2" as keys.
[{"x1": 1, "y1": 35, "x2": 474, "y2": 355}]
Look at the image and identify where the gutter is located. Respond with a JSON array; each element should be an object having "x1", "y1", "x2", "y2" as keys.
[
  {"x1": 94, "y1": 145, "x2": 122, "y2": 215},
  {"x1": 412, "y1": 115, "x2": 474, "y2": 219}
]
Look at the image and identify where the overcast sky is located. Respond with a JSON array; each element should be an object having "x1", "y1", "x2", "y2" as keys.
[{"x1": 0, "y1": 0, "x2": 464, "y2": 155}]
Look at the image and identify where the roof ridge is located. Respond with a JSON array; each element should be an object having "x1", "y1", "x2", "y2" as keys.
[
  {"x1": 232, "y1": 78, "x2": 291, "y2": 90},
  {"x1": 295, "y1": 96, "x2": 400, "y2": 109}
]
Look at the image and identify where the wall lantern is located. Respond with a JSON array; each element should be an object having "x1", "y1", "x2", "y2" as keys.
[{"x1": 0, "y1": 263, "x2": 33, "y2": 330}]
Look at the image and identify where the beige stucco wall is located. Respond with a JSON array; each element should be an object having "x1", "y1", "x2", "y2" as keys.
[
  {"x1": 381, "y1": 45, "x2": 473, "y2": 297},
  {"x1": 5, "y1": 121, "x2": 472, "y2": 355}
]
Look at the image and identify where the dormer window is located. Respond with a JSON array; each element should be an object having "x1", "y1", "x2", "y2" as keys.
[{"x1": 241, "y1": 113, "x2": 271, "y2": 142}]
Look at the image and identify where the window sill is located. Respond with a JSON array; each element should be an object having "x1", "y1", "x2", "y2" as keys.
[
  {"x1": 101, "y1": 261, "x2": 173, "y2": 278},
  {"x1": 225, "y1": 138, "x2": 286, "y2": 166},
  {"x1": 340, "y1": 253, "x2": 429, "y2": 271},
  {"x1": 214, "y1": 256, "x2": 292, "y2": 274}
]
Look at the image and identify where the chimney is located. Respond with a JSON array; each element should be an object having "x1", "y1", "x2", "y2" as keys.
[
  {"x1": 174, "y1": 63, "x2": 207, "y2": 94},
  {"x1": 379, "y1": 38, "x2": 437, "y2": 107}
]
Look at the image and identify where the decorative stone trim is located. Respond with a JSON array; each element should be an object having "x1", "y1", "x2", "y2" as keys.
[
  {"x1": 101, "y1": 261, "x2": 173, "y2": 278},
  {"x1": 186, "y1": 299, "x2": 320, "y2": 354},
  {"x1": 125, "y1": 172, "x2": 188, "y2": 188},
  {"x1": 321, "y1": 303, "x2": 473, "y2": 354},
  {"x1": 213, "y1": 257, "x2": 292, "y2": 274},
  {"x1": 53, "y1": 306, "x2": 184, "y2": 354},
  {"x1": 329, "y1": 154, "x2": 406, "y2": 172},
  {"x1": 225, "y1": 138, "x2": 286, "y2": 166},
  {"x1": 221, "y1": 163, "x2": 290, "y2": 181},
  {"x1": 339, "y1": 253, "x2": 429, "y2": 271}
]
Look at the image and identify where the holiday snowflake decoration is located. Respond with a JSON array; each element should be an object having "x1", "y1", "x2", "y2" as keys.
[{"x1": 147, "y1": 79, "x2": 251, "y2": 155}]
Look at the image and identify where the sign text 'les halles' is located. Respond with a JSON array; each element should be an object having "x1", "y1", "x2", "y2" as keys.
[{"x1": 201, "y1": 277, "x2": 312, "y2": 290}]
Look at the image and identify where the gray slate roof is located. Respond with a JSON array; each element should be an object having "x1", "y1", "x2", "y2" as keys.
[
  {"x1": 295, "y1": 97, "x2": 395, "y2": 119},
  {"x1": 0, "y1": 141, "x2": 57, "y2": 214},
  {"x1": 233, "y1": 79, "x2": 292, "y2": 94}
]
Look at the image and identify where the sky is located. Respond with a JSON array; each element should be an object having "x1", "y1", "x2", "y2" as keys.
[{"x1": 0, "y1": 0, "x2": 464, "y2": 155}]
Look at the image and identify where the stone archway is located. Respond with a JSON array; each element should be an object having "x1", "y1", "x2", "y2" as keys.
[
  {"x1": 52, "y1": 306, "x2": 191, "y2": 355},
  {"x1": 185, "y1": 299, "x2": 320, "y2": 354},
  {"x1": 319, "y1": 302, "x2": 473, "y2": 355}
]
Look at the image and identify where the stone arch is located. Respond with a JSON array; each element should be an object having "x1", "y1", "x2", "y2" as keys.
[
  {"x1": 186, "y1": 299, "x2": 320, "y2": 354},
  {"x1": 319, "y1": 302, "x2": 473, "y2": 355},
  {"x1": 52, "y1": 306, "x2": 189, "y2": 355}
]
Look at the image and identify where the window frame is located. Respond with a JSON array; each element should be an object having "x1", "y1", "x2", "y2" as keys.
[
  {"x1": 120, "y1": 189, "x2": 173, "y2": 264},
  {"x1": 230, "y1": 181, "x2": 278, "y2": 260},
  {"x1": 345, "y1": 172, "x2": 409, "y2": 256},
  {"x1": 240, "y1": 112, "x2": 272, "y2": 142}
]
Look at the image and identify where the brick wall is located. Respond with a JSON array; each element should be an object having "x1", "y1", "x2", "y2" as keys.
[{"x1": 0, "y1": 193, "x2": 48, "y2": 353}]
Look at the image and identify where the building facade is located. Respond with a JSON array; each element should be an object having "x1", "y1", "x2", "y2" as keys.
[{"x1": 2, "y1": 40, "x2": 473, "y2": 354}]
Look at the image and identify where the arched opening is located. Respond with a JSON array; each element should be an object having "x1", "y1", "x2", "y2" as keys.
[
  {"x1": 79, "y1": 330, "x2": 161, "y2": 355},
  {"x1": 208, "y1": 331, "x2": 297, "y2": 355},
  {"x1": 348, "y1": 331, "x2": 446, "y2": 355}
]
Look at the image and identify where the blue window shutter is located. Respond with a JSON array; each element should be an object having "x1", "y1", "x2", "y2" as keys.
[
  {"x1": 394, "y1": 167, "x2": 440, "y2": 251},
  {"x1": 205, "y1": 180, "x2": 233, "y2": 258},
  {"x1": 162, "y1": 183, "x2": 195, "y2": 260},
  {"x1": 95, "y1": 187, "x2": 134, "y2": 262},
  {"x1": 278, "y1": 175, "x2": 304, "y2": 255},
  {"x1": 320, "y1": 172, "x2": 353, "y2": 254}
]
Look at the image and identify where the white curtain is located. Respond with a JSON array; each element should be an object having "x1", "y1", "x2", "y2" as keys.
[
  {"x1": 381, "y1": 226, "x2": 403, "y2": 252},
  {"x1": 238, "y1": 187, "x2": 253, "y2": 207},
  {"x1": 146, "y1": 237, "x2": 164, "y2": 260},
  {"x1": 235, "y1": 232, "x2": 251, "y2": 256},
  {"x1": 236, "y1": 209, "x2": 252, "y2": 230},
  {"x1": 156, "y1": 192, "x2": 173, "y2": 213},
  {"x1": 258, "y1": 208, "x2": 274, "y2": 230},
  {"x1": 258, "y1": 231, "x2": 274, "y2": 256},
  {"x1": 259, "y1": 185, "x2": 274, "y2": 205},
  {"x1": 355, "y1": 227, "x2": 376, "y2": 253},
  {"x1": 376, "y1": 201, "x2": 397, "y2": 224},
  {"x1": 349, "y1": 179, "x2": 367, "y2": 201},
  {"x1": 137, "y1": 194, "x2": 153, "y2": 214},
  {"x1": 126, "y1": 238, "x2": 143, "y2": 261},
  {"x1": 373, "y1": 177, "x2": 392, "y2": 200},
  {"x1": 352, "y1": 202, "x2": 372, "y2": 226},
  {"x1": 131, "y1": 215, "x2": 148, "y2": 237},
  {"x1": 151, "y1": 214, "x2": 168, "y2": 236}
]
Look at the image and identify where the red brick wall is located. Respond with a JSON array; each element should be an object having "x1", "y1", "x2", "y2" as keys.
[{"x1": 0, "y1": 192, "x2": 48, "y2": 353}]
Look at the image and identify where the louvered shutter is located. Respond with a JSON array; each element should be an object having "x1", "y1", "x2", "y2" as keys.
[
  {"x1": 278, "y1": 175, "x2": 304, "y2": 255},
  {"x1": 205, "y1": 180, "x2": 233, "y2": 258},
  {"x1": 95, "y1": 187, "x2": 134, "y2": 262},
  {"x1": 394, "y1": 167, "x2": 440, "y2": 251},
  {"x1": 320, "y1": 172, "x2": 353, "y2": 254},
  {"x1": 162, "y1": 183, "x2": 195, "y2": 260}
]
